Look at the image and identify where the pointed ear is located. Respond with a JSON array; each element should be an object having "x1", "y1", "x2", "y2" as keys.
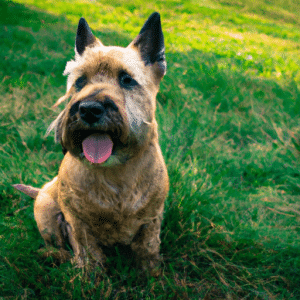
[
  {"x1": 129, "y1": 12, "x2": 166, "y2": 77},
  {"x1": 76, "y1": 18, "x2": 103, "y2": 55}
]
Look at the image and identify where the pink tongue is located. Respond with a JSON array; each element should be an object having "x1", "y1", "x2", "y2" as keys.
[{"x1": 82, "y1": 133, "x2": 113, "y2": 164}]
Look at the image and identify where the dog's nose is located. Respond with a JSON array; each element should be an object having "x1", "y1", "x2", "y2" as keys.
[{"x1": 79, "y1": 101, "x2": 105, "y2": 125}]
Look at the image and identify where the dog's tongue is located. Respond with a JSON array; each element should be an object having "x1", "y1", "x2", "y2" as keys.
[{"x1": 82, "y1": 133, "x2": 113, "y2": 164}]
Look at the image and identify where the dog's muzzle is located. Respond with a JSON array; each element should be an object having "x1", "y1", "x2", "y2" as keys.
[{"x1": 66, "y1": 96, "x2": 126, "y2": 165}]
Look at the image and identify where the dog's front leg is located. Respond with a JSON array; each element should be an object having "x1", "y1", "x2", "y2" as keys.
[
  {"x1": 131, "y1": 215, "x2": 163, "y2": 276},
  {"x1": 62, "y1": 214, "x2": 106, "y2": 269}
]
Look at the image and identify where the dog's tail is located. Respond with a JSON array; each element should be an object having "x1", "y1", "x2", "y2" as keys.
[{"x1": 13, "y1": 184, "x2": 40, "y2": 199}]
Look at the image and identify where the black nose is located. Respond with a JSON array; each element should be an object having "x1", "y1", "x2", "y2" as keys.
[{"x1": 79, "y1": 101, "x2": 105, "y2": 125}]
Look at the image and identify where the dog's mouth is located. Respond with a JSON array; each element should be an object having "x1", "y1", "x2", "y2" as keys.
[
  {"x1": 71, "y1": 129, "x2": 124, "y2": 164},
  {"x1": 82, "y1": 133, "x2": 113, "y2": 164}
]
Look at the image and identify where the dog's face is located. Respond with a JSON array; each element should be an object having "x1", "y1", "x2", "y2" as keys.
[{"x1": 49, "y1": 13, "x2": 166, "y2": 166}]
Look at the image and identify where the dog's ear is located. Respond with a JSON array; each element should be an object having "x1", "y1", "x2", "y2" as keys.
[
  {"x1": 76, "y1": 18, "x2": 102, "y2": 55},
  {"x1": 129, "y1": 12, "x2": 166, "y2": 77}
]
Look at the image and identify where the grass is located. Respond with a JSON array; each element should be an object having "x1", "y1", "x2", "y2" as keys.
[{"x1": 1, "y1": 0, "x2": 300, "y2": 298}]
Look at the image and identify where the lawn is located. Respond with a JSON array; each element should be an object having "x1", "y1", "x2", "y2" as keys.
[{"x1": 1, "y1": 0, "x2": 300, "y2": 298}]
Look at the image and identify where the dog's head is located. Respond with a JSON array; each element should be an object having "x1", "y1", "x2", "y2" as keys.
[{"x1": 47, "y1": 13, "x2": 166, "y2": 166}]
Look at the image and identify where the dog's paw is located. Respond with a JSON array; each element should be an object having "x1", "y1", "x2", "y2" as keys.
[
  {"x1": 71, "y1": 254, "x2": 106, "y2": 274},
  {"x1": 37, "y1": 246, "x2": 72, "y2": 264},
  {"x1": 138, "y1": 256, "x2": 162, "y2": 277}
]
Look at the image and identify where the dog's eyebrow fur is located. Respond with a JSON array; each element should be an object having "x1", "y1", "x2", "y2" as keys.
[
  {"x1": 90, "y1": 59, "x2": 133, "y2": 78},
  {"x1": 81, "y1": 61, "x2": 138, "y2": 86},
  {"x1": 64, "y1": 45, "x2": 147, "y2": 92}
]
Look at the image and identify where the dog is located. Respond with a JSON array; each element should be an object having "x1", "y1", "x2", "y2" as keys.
[{"x1": 13, "y1": 12, "x2": 169, "y2": 275}]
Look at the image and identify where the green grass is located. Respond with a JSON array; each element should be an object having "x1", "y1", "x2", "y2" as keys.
[{"x1": 1, "y1": 0, "x2": 300, "y2": 298}]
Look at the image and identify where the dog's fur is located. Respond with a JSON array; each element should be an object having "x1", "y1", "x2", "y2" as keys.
[{"x1": 14, "y1": 13, "x2": 169, "y2": 275}]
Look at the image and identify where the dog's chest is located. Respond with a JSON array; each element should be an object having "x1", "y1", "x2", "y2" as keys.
[
  {"x1": 60, "y1": 180, "x2": 150, "y2": 245},
  {"x1": 84, "y1": 207, "x2": 145, "y2": 246}
]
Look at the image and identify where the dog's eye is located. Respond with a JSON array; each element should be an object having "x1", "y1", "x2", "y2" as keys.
[
  {"x1": 75, "y1": 75, "x2": 87, "y2": 92},
  {"x1": 119, "y1": 72, "x2": 138, "y2": 89}
]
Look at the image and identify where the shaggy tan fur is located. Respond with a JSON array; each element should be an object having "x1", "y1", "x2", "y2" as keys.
[{"x1": 14, "y1": 13, "x2": 169, "y2": 275}]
